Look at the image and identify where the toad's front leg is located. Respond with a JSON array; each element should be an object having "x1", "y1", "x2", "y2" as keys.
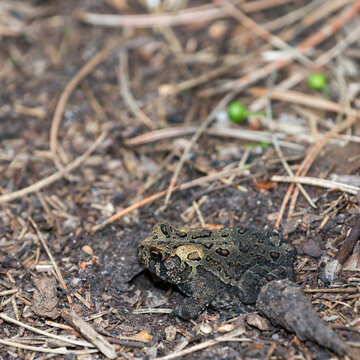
[
  {"x1": 172, "y1": 292, "x2": 214, "y2": 320},
  {"x1": 172, "y1": 280, "x2": 215, "y2": 320}
]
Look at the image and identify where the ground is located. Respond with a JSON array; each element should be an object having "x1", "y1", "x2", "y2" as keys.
[{"x1": 1, "y1": 0, "x2": 360, "y2": 359}]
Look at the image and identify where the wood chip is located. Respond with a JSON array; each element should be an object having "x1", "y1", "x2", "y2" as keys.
[{"x1": 61, "y1": 309, "x2": 117, "y2": 359}]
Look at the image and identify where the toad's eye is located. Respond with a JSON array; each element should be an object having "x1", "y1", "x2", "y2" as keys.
[{"x1": 150, "y1": 250, "x2": 162, "y2": 261}]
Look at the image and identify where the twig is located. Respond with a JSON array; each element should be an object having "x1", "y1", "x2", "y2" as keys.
[
  {"x1": 303, "y1": 287, "x2": 359, "y2": 294},
  {"x1": 0, "y1": 289, "x2": 18, "y2": 296},
  {"x1": 241, "y1": 0, "x2": 293, "y2": 13},
  {"x1": 192, "y1": 200, "x2": 206, "y2": 227},
  {"x1": 125, "y1": 126, "x2": 303, "y2": 150},
  {"x1": 75, "y1": 4, "x2": 227, "y2": 28},
  {"x1": 322, "y1": 214, "x2": 360, "y2": 283},
  {"x1": 216, "y1": 0, "x2": 314, "y2": 67},
  {"x1": 199, "y1": 0, "x2": 360, "y2": 97},
  {"x1": 73, "y1": 292, "x2": 94, "y2": 312},
  {"x1": 0, "y1": 339, "x2": 98, "y2": 355},
  {"x1": 159, "y1": 55, "x2": 253, "y2": 96},
  {"x1": 61, "y1": 309, "x2": 117, "y2": 359},
  {"x1": 49, "y1": 34, "x2": 138, "y2": 169},
  {"x1": 118, "y1": 52, "x2": 157, "y2": 130},
  {"x1": 271, "y1": 175, "x2": 359, "y2": 195},
  {"x1": 155, "y1": 329, "x2": 250, "y2": 360},
  {"x1": 335, "y1": 214, "x2": 360, "y2": 265},
  {"x1": 0, "y1": 131, "x2": 107, "y2": 204},
  {"x1": 0, "y1": 313, "x2": 93, "y2": 348},
  {"x1": 316, "y1": 18, "x2": 360, "y2": 66},
  {"x1": 272, "y1": 137, "x2": 316, "y2": 208},
  {"x1": 249, "y1": 88, "x2": 359, "y2": 116},
  {"x1": 29, "y1": 218, "x2": 68, "y2": 293},
  {"x1": 264, "y1": 0, "x2": 327, "y2": 32},
  {"x1": 163, "y1": 91, "x2": 234, "y2": 207},
  {"x1": 92, "y1": 166, "x2": 247, "y2": 231},
  {"x1": 250, "y1": 2, "x2": 360, "y2": 112},
  {"x1": 275, "y1": 115, "x2": 358, "y2": 228},
  {"x1": 133, "y1": 308, "x2": 172, "y2": 315}
]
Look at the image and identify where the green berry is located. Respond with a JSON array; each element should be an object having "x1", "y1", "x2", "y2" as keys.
[
  {"x1": 227, "y1": 101, "x2": 248, "y2": 123},
  {"x1": 307, "y1": 72, "x2": 327, "y2": 91}
]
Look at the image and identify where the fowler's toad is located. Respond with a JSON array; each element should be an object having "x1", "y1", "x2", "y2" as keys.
[{"x1": 138, "y1": 221, "x2": 296, "y2": 320}]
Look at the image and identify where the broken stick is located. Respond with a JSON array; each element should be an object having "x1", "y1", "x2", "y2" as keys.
[{"x1": 61, "y1": 309, "x2": 117, "y2": 359}]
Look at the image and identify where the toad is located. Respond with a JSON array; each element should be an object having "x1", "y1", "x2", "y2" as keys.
[{"x1": 137, "y1": 221, "x2": 296, "y2": 320}]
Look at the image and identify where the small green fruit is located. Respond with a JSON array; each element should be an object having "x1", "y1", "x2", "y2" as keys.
[
  {"x1": 227, "y1": 101, "x2": 248, "y2": 123},
  {"x1": 307, "y1": 72, "x2": 327, "y2": 91}
]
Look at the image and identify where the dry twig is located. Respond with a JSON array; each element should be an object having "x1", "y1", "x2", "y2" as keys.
[
  {"x1": 125, "y1": 126, "x2": 303, "y2": 150},
  {"x1": 49, "y1": 35, "x2": 148, "y2": 169},
  {"x1": 0, "y1": 339, "x2": 98, "y2": 355},
  {"x1": 92, "y1": 166, "x2": 247, "y2": 231},
  {"x1": 155, "y1": 329, "x2": 250, "y2": 360},
  {"x1": 200, "y1": 0, "x2": 360, "y2": 97},
  {"x1": 216, "y1": 0, "x2": 314, "y2": 67},
  {"x1": 274, "y1": 114, "x2": 358, "y2": 228},
  {"x1": 163, "y1": 91, "x2": 234, "y2": 207},
  {"x1": 271, "y1": 175, "x2": 359, "y2": 195},
  {"x1": 118, "y1": 52, "x2": 157, "y2": 130},
  {"x1": 0, "y1": 313, "x2": 93, "y2": 348},
  {"x1": 29, "y1": 218, "x2": 68, "y2": 293},
  {"x1": 323, "y1": 214, "x2": 360, "y2": 282},
  {"x1": 75, "y1": 4, "x2": 227, "y2": 28},
  {"x1": 0, "y1": 131, "x2": 107, "y2": 204},
  {"x1": 61, "y1": 309, "x2": 117, "y2": 359}
]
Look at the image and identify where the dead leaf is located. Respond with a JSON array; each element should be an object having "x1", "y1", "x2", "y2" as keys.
[
  {"x1": 253, "y1": 178, "x2": 276, "y2": 192},
  {"x1": 134, "y1": 330, "x2": 153, "y2": 341}
]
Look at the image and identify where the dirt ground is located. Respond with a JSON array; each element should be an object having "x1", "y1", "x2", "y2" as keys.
[{"x1": 1, "y1": 0, "x2": 360, "y2": 359}]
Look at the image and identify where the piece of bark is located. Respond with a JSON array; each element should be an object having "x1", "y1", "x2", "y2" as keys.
[
  {"x1": 61, "y1": 309, "x2": 117, "y2": 359},
  {"x1": 323, "y1": 213, "x2": 360, "y2": 282},
  {"x1": 256, "y1": 279, "x2": 354, "y2": 358},
  {"x1": 32, "y1": 277, "x2": 59, "y2": 319}
]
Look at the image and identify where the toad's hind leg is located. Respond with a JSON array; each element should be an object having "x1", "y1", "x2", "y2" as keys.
[{"x1": 237, "y1": 265, "x2": 291, "y2": 304}]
